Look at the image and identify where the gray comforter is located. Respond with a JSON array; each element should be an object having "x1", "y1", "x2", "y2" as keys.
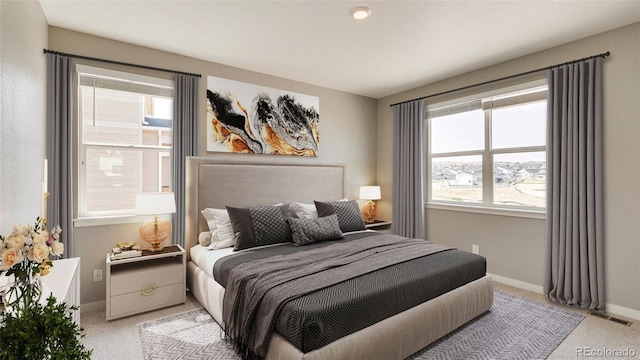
[{"x1": 222, "y1": 233, "x2": 453, "y2": 359}]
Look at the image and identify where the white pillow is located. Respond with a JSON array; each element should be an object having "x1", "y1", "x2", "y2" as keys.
[
  {"x1": 289, "y1": 199, "x2": 348, "y2": 219},
  {"x1": 200, "y1": 208, "x2": 235, "y2": 249},
  {"x1": 289, "y1": 202, "x2": 318, "y2": 219}
]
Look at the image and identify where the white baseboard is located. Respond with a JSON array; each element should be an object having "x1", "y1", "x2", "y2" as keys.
[
  {"x1": 606, "y1": 303, "x2": 640, "y2": 321},
  {"x1": 488, "y1": 273, "x2": 640, "y2": 321},
  {"x1": 488, "y1": 273, "x2": 544, "y2": 294},
  {"x1": 81, "y1": 300, "x2": 105, "y2": 314}
]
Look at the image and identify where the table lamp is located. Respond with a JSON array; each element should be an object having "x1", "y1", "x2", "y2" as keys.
[
  {"x1": 359, "y1": 186, "x2": 381, "y2": 224},
  {"x1": 135, "y1": 192, "x2": 176, "y2": 251}
]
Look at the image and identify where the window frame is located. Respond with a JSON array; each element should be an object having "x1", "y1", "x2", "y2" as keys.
[
  {"x1": 425, "y1": 79, "x2": 547, "y2": 218},
  {"x1": 74, "y1": 65, "x2": 175, "y2": 225}
]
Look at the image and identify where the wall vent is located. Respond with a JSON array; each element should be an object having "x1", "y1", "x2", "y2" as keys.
[{"x1": 589, "y1": 311, "x2": 633, "y2": 327}]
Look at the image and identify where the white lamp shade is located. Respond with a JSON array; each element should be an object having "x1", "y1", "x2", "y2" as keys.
[
  {"x1": 135, "y1": 192, "x2": 176, "y2": 215},
  {"x1": 359, "y1": 186, "x2": 381, "y2": 200}
]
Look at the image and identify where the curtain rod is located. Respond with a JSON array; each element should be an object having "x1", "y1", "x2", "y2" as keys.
[
  {"x1": 390, "y1": 51, "x2": 610, "y2": 107},
  {"x1": 43, "y1": 49, "x2": 202, "y2": 78}
]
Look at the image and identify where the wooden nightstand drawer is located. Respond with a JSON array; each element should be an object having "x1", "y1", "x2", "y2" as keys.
[
  {"x1": 110, "y1": 261, "x2": 182, "y2": 296},
  {"x1": 110, "y1": 282, "x2": 184, "y2": 319}
]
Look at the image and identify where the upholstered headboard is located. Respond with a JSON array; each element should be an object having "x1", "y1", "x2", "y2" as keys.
[{"x1": 185, "y1": 155, "x2": 347, "y2": 252}]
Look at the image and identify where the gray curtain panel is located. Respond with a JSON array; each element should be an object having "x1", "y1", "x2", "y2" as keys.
[
  {"x1": 172, "y1": 74, "x2": 199, "y2": 248},
  {"x1": 391, "y1": 100, "x2": 426, "y2": 239},
  {"x1": 544, "y1": 57, "x2": 605, "y2": 311},
  {"x1": 46, "y1": 53, "x2": 74, "y2": 258}
]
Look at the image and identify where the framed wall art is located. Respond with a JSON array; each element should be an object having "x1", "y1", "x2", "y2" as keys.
[{"x1": 206, "y1": 76, "x2": 319, "y2": 156}]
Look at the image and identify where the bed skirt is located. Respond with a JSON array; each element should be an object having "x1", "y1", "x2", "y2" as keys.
[{"x1": 187, "y1": 261, "x2": 494, "y2": 360}]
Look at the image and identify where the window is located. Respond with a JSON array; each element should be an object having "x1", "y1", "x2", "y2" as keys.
[
  {"x1": 77, "y1": 65, "x2": 174, "y2": 218},
  {"x1": 427, "y1": 81, "x2": 547, "y2": 212}
]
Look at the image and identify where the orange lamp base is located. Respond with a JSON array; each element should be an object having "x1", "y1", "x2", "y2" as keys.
[
  {"x1": 139, "y1": 215, "x2": 171, "y2": 252},
  {"x1": 361, "y1": 200, "x2": 377, "y2": 224}
]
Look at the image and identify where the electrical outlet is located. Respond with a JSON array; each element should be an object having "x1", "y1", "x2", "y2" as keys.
[
  {"x1": 472, "y1": 245, "x2": 479, "y2": 254},
  {"x1": 93, "y1": 269, "x2": 103, "y2": 282}
]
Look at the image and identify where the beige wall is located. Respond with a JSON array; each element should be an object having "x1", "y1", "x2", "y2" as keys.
[
  {"x1": 0, "y1": 1, "x2": 49, "y2": 234},
  {"x1": 48, "y1": 27, "x2": 378, "y2": 305},
  {"x1": 377, "y1": 23, "x2": 640, "y2": 314}
]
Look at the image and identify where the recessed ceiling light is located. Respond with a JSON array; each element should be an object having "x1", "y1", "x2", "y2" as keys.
[{"x1": 350, "y1": 6, "x2": 371, "y2": 20}]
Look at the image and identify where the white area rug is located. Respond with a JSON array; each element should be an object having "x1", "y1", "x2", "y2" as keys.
[
  {"x1": 138, "y1": 308, "x2": 230, "y2": 359},
  {"x1": 138, "y1": 290, "x2": 584, "y2": 360}
]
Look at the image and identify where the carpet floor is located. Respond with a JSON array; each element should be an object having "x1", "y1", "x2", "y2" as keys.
[
  {"x1": 137, "y1": 289, "x2": 584, "y2": 360},
  {"x1": 408, "y1": 289, "x2": 584, "y2": 359}
]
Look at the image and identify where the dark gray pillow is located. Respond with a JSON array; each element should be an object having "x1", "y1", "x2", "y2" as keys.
[
  {"x1": 288, "y1": 214, "x2": 343, "y2": 246},
  {"x1": 314, "y1": 200, "x2": 366, "y2": 233},
  {"x1": 227, "y1": 204, "x2": 292, "y2": 251}
]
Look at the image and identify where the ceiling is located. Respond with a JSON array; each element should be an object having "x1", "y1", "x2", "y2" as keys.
[{"x1": 39, "y1": 1, "x2": 640, "y2": 99}]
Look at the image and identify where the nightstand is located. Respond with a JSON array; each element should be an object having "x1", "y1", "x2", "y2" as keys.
[
  {"x1": 365, "y1": 220, "x2": 393, "y2": 232},
  {"x1": 106, "y1": 244, "x2": 186, "y2": 320}
]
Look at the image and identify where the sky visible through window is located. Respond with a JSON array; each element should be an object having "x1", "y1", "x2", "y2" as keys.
[{"x1": 431, "y1": 110, "x2": 484, "y2": 154}]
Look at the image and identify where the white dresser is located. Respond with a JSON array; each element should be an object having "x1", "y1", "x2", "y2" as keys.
[
  {"x1": 0, "y1": 257, "x2": 80, "y2": 324},
  {"x1": 43, "y1": 257, "x2": 81, "y2": 324}
]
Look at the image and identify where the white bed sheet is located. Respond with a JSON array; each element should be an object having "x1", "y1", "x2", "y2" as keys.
[{"x1": 190, "y1": 244, "x2": 234, "y2": 281}]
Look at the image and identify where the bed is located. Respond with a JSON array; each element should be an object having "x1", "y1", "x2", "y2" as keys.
[{"x1": 185, "y1": 155, "x2": 494, "y2": 360}]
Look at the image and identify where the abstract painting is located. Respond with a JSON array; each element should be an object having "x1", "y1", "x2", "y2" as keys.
[{"x1": 206, "y1": 76, "x2": 320, "y2": 156}]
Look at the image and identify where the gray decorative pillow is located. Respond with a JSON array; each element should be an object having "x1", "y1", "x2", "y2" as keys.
[
  {"x1": 227, "y1": 204, "x2": 292, "y2": 251},
  {"x1": 314, "y1": 200, "x2": 367, "y2": 233},
  {"x1": 288, "y1": 214, "x2": 343, "y2": 246}
]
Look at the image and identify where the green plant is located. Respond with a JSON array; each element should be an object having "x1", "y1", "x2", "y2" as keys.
[{"x1": 0, "y1": 295, "x2": 92, "y2": 360}]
